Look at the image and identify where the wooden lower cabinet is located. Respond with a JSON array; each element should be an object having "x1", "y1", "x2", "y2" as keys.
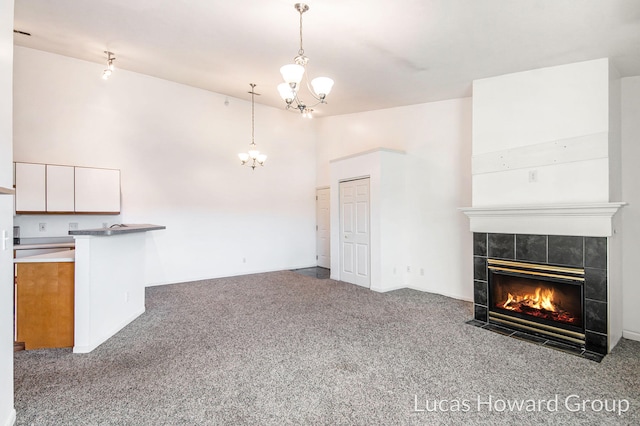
[{"x1": 16, "y1": 262, "x2": 74, "y2": 349}]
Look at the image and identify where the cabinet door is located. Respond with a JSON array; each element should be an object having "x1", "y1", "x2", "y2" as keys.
[
  {"x1": 15, "y1": 162, "x2": 46, "y2": 213},
  {"x1": 16, "y1": 262, "x2": 75, "y2": 349},
  {"x1": 74, "y1": 167, "x2": 121, "y2": 213},
  {"x1": 46, "y1": 165, "x2": 75, "y2": 212}
]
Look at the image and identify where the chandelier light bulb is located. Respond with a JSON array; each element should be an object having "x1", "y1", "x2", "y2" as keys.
[
  {"x1": 238, "y1": 153, "x2": 250, "y2": 163},
  {"x1": 278, "y1": 83, "x2": 295, "y2": 102},
  {"x1": 257, "y1": 154, "x2": 267, "y2": 164},
  {"x1": 311, "y1": 77, "x2": 334, "y2": 99},
  {"x1": 280, "y1": 64, "x2": 305, "y2": 86}
]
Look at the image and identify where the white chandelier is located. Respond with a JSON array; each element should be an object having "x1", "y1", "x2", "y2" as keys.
[
  {"x1": 238, "y1": 84, "x2": 267, "y2": 170},
  {"x1": 102, "y1": 51, "x2": 115, "y2": 80},
  {"x1": 277, "y1": 3, "x2": 334, "y2": 118}
]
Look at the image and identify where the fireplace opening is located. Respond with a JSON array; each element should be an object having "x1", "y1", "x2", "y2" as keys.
[{"x1": 488, "y1": 259, "x2": 585, "y2": 345}]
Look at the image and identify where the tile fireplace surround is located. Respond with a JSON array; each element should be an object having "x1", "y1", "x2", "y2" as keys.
[{"x1": 471, "y1": 232, "x2": 608, "y2": 361}]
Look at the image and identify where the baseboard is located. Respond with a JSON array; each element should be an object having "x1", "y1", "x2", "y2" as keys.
[
  {"x1": 371, "y1": 284, "x2": 407, "y2": 293},
  {"x1": 74, "y1": 307, "x2": 145, "y2": 353},
  {"x1": 622, "y1": 329, "x2": 640, "y2": 342},
  {"x1": 403, "y1": 285, "x2": 473, "y2": 303},
  {"x1": 146, "y1": 265, "x2": 320, "y2": 287},
  {"x1": 2, "y1": 408, "x2": 16, "y2": 426}
]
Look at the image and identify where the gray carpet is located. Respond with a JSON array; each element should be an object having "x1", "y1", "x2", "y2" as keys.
[{"x1": 14, "y1": 271, "x2": 640, "y2": 425}]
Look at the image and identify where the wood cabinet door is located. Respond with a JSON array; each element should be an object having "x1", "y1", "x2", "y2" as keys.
[{"x1": 16, "y1": 262, "x2": 75, "y2": 350}]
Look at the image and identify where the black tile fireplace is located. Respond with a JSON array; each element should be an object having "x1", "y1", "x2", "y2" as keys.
[{"x1": 471, "y1": 232, "x2": 608, "y2": 360}]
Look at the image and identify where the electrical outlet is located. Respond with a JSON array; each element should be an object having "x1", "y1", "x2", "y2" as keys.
[
  {"x1": 69, "y1": 222, "x2": 78, "y2": 230},
  {"x1": 420, "y1": 268, "x2": 425, "y2": 276},
  {"x1": 407, "y1": 266, "x2": 411, "y2": 273},
  {"x1": 528, "y1": 170, "x2": 538, "y2": 183},
  {"x1": 102, "y1": 222, "x2": 108, "y2": 228},
  {"x1": 242, "y1": 257, "x2": 247, "y2": 263},
  {"x1": 39, "y1": 223, "x2": 47, "y2": 232},
  {"x1": 393, "y1": 267, "x2": 397, "y2": 274}
]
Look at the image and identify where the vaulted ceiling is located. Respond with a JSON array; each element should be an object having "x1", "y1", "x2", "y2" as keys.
[{"x1": 12, "y1": 0, "x2": 640, "y2": 116}]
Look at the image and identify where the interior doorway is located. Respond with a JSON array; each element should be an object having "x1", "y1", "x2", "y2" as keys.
[
  {"x1": 339, "y1": 178, "x2": 370, "y2": 288},
  {"x1": 316, "y1": 187, "x2": 330, "y2": 269}
]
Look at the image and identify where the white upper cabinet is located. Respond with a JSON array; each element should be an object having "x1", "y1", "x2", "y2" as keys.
[
  {"x1": 14, "y1": 162, "x2": 121, "y2": 215},
  {"x1": 74, "y1": 167, "x2": 121, "y2": 213},
  {"x1": 15, "y1": 162, "x2": 46, "y2": 213},
  {"x1": 46, "y1": 165, "x2": 75, "y2": 213}
]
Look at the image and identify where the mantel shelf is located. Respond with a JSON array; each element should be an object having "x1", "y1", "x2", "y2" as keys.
[
  {"x1": 459, "y1": 202, "x2": 626, "y2": 217},
  {"x1": 459, "y1": 203, "x2": 626, "y2": 237}
]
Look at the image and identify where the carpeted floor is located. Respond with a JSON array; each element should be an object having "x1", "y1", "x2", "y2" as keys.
[{"x1": 14, "y1": 271, "x2": 640, "y2": 425}]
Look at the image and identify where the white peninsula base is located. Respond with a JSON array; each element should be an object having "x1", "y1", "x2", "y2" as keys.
[{"x1": 71, "y1": 224, "x2": 164, "y2": 353}]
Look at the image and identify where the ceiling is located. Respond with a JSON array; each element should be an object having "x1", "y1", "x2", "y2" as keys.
[{"x1": 12, "y1": 0, "x2": 640, "y2": 117}]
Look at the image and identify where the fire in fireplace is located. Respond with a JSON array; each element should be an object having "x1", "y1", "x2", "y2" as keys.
[{"x1": 488, "y1": 259, "x2": 585, "y2": 345}]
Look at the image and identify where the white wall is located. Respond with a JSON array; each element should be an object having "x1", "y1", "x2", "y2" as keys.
[
  {"x1": 13, "y1": 47, "x2": 318, "y2": 286},
  {"x1": 0, "y1": 0, "x2": 15, "y2": 423},
  {"x1": 317, "y1": 99, "x2": 473, "y2": 301},
  {"x1": 621, "y1": 76, "x2": 640, "y2": 340},
  {"x1": 471, "y1": 58, "x2": 611, "y2": 206}
]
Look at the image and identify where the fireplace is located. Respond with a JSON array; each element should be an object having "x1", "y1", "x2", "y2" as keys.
[
  {"x1": 470, "y1": 232, "x2": 609, "y2": 359},
  {"x1": 488, "y1": 259, "x2": 585, "y2": 346}
]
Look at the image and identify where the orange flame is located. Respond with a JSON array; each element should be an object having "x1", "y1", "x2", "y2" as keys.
[{"x1": 503, "y1": 287, "x2": 556, "y2": 312}]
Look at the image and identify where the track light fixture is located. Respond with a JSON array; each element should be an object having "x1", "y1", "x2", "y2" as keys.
[{"x1": 102, "y1": 51, "x2": 115, "y2": 80}]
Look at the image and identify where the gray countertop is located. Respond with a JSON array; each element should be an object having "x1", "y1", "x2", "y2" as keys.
[{"x1": 69, "y1": 224, "x2": 166, "y2": 236}]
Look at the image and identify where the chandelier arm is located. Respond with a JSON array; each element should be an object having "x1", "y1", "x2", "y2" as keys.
[
  {"x1": 302, "y1": 68, "x2": 324, "y2": 102},
  {"x1": 289, "y1": 89, "x2": 307, "y2": 112}
]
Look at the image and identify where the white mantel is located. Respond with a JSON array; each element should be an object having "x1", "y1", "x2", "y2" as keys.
[{"x1": 459, "y1": 202, "x2": 626, "y2": 237}]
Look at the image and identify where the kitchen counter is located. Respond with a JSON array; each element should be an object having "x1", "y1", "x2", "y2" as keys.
[
  {"x1": 14, "y1": 249, "x2": 75, "y2": 263},
  {"x1": 70, "y1": 223, "x2": 165, "y2": 353},
  {"x1": 69, "y1": 223, "x2": 165, "y2": 236}
]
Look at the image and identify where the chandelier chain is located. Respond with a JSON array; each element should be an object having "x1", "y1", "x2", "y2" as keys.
[
  {"x1": 298, "y1": 9, "x2": 305, "y2": 56},
  {"x1": 250, "y1": 83, "x2": 255, "y2": 146}
]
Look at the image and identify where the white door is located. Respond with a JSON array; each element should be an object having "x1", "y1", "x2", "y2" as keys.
[
  {"x1": 316, "y1": 188, "x2": 330, "y2": 269},
  {"x1": 339, "y1": 178, "x2": 370, "y2": 288}
]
